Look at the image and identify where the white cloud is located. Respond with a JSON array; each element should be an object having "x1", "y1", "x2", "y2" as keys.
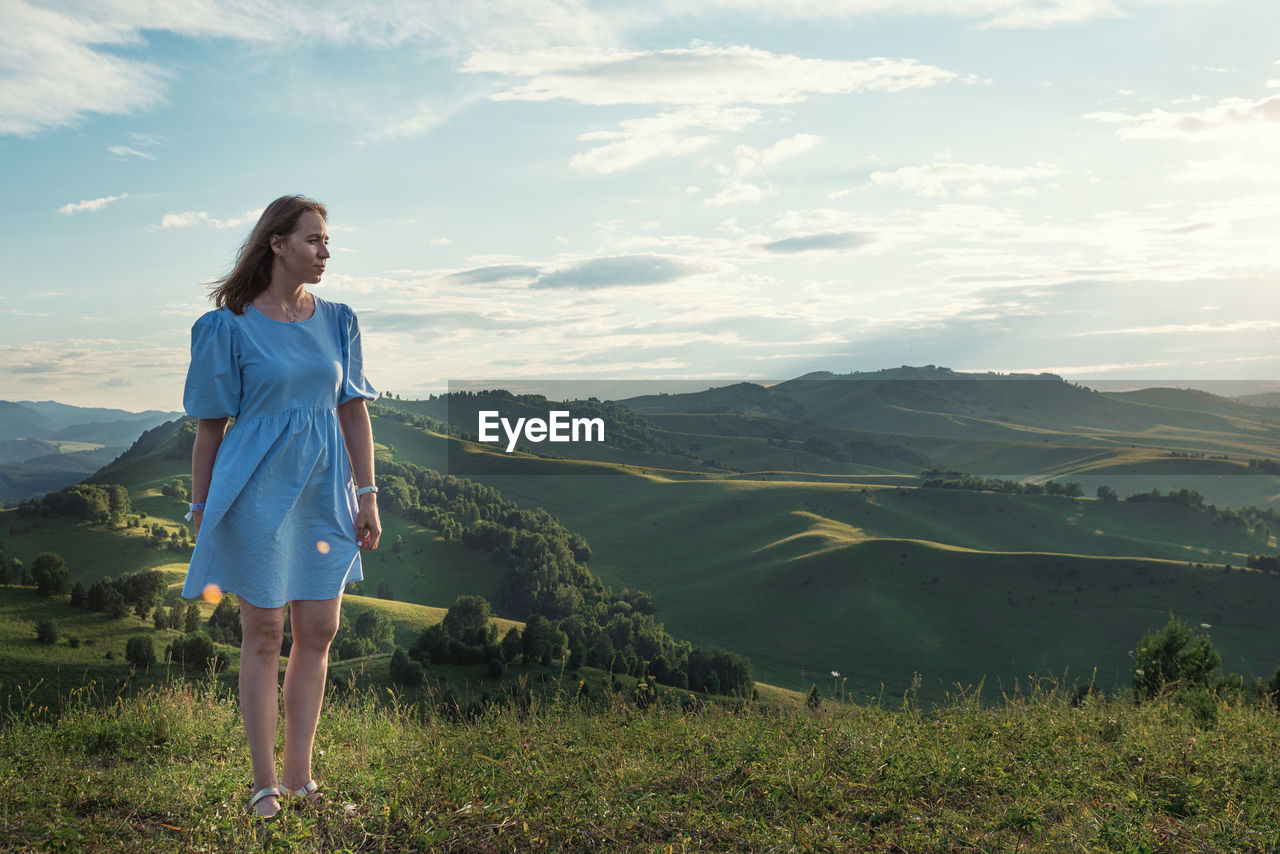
[
  {"x1": 466, "y1": 44, "x2": 962, "y2": 106},
  {"x1": 703, "y1": 132, "x2": 822, "y2": 204},
  {"x1": 161, "y1": 209, "x2": 263, "y2": 229},
  {"x1": 58, "y1": 193, "x2": 129, "y2": 215},
  {"x1": 1, "y1": 0, "x2": 619, "y2": 137},
  {"x1": 571, "y1": 106, "x2": 760, "y2": 173},
  {"x1": 1172, "y1": 152, "x2": 1280, "y2": 183},
  {"x1": 1073, "y1": 320, "x2": 1280, "y2": 336},
  {"x1": 0, "y1": 1, "x2": 167, "y2": 136},
  {"x1": 1085, "y1": 93, "x2": 1280, "y2": 141},
  {"x1": 706, "y1": 179, "x2": 770, "y2": 207},
  {"x1": 655, "y1": 0, "x2": 1214, "y2": 30},
  {"x1": 867, "y1": 160, "x2": 1061, "y2": 197},
  {"x1": 107, "y1": 145, "x2": 157, "y2": 160}
]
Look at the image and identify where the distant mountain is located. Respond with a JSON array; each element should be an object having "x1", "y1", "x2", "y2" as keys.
[
  {"x1": 13, "y1": 400, "x2": 176, "y2": 432},
  {"x1": 0, "y1": 400, "x2": 182, "y2": 502},
  {"x1": 618, "y1": 366, "x2": 1276, "y2": 439},
  {"x1": 0, "y1": 401, "x2": 55, "y2": 439}
]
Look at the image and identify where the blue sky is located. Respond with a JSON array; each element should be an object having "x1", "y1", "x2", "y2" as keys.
[{"x1": 2, "y1": 0, "x2": 1279, "y2": 411}]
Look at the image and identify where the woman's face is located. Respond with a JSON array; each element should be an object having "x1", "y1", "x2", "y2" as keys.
[{"x1": 275, "y1": 210, "x2": 330, "y2": 284}]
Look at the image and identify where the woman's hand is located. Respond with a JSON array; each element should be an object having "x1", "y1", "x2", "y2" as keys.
[
  {"x1": 356, "y1": 493, "x2": 381, "y2": 550},
  {"x1": 192, "y1": 510, "x2": 203, "y2": 540}
]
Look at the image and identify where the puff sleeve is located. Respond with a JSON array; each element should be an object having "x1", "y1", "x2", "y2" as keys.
[
  {"x1": 183, "y1": 309, "x2": 241, "y2": 419},
  {"x1": 339, "y1": 305, "x2": 378, "y2": 405}
]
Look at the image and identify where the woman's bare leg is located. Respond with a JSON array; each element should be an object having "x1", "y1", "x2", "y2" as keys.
[
  {"x1": 281, "y1": 596, "x2": 342, "y2": 797},
  {"x1": 238, "y1": 598, "x2": 286, "y2": 816}
]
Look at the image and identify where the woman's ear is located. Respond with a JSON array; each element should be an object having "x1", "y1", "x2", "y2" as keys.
[{"x1": 269, "y1": 234, "x2": 284, "y2": 256}]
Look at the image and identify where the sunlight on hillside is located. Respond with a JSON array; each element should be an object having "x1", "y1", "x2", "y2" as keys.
[{"x1": 760, "y1": 510, "x2": 869, "y2": 561}]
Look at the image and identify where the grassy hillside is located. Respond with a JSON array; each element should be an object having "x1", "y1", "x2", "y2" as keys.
[
  {"x1": 476, "y1": 467, "x2": 1279, "y2": 700},
  {"x1": 6, "y1": 378, "x2": 1280, "y2": 711},
  {"x1": 3, "y1": 677, "x2": 1279, "y2": 852}
]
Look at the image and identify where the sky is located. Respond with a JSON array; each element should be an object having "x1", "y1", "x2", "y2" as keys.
[{"x1": 2, "y1": 0, "x2": 1279, "y2": 412}]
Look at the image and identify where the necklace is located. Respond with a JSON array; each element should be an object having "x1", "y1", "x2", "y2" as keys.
[{"x1": 262, "y1": 291, "x2": 310, "y2": 322}]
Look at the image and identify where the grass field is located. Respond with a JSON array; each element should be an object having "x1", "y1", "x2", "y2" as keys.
[{"x1": 3, "y1": 676, "x2": 1279, "y2": 852}]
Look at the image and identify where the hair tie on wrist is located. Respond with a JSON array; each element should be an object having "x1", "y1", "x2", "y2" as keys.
[
  {"x1": 185, "y1": 502, "x2": 206, "y2": 521},
  {"x1": 355, "y1": 485, "x2": 378, "y2": 497}
]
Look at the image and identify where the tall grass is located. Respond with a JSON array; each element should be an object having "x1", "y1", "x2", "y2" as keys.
[{"x1": 3, "y1": 675, "x2": 1279, "y2": 852}]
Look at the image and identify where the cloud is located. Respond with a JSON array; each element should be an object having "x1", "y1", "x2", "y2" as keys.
[
  {"x1": 467, "y1": 44, "x2": 963, "y2": 106},
  {"x1": 866, "y1": 161, "x2": 1061, "y2": 197},
  {"x1": 703, "y1": 132, "x2": 823, "y2": 204},
  {"x1": 532, "y1": 255, "x2": 717, "y2": 289},
  {"x1": 0, "y1": 2, "x2": 167, "y2": 136},
  {"x1": 571, "y1": 106, "x2": 760, "y2": 173},
  {"x1": 1085, "y1": 93, "x2": 1280, "y2": 141},
  {"x1": 1173, "y1": 152, "x2": 1280, "y2": 183},
  {"x1": 2, "y1": 0, "x2": 619, "y2": 137},
  {"x1": 107, "y1": 145, "x2": 157, "y2": 160},
  {"x1": 500, "y1": 45, "x2": 903, "y2": 177},
  {"x1": 447, "y1": 264, "x2": 542, "y2": 284},
  {"x1": 760, "y1": 231, "x2": 871, "y2": 253},
  {"x1": 58, "y1": 193, "x2": 129, "y2": 215},
  {"x1": 161, "y1": 209, "x2": 263, "y2": 229},
  {"x1": 649, "y1": 0, "x2": 1200, "y2": 30},
  {"x1": 1073, "y1": 320, "x2": 1280, "y2": 337}
]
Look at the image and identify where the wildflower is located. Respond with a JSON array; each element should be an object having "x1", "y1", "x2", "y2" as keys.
[{"x1": 831, "y1": 670, "x2": 840, "y2": 678}]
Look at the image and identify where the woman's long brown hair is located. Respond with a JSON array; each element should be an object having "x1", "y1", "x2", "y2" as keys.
[{"x1": 209, "y1": 195, "x2": 327, "y2": 314}]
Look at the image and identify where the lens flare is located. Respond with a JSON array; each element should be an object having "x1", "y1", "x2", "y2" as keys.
[
  {"x1": 201, "y1": 583, "x2": 223, "y2": 605},
  {"x1": 316, "y1": 540, "x2": 331, "y2": 555}
]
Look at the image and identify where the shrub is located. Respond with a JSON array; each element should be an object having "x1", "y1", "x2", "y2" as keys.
[
  {"x1": 166, "y1": 632, "x2": 218, "y2": 672},
  {"x1": 389, "y1": 647, "x2": 425, "y2": 688},
  {"x1": 36, "y1": 619, "x2": 58, "y2": 645},
  {"x1": 1132, "y1": 616, "x2": 1222, "y2": 702},
  {"x1": 32, "y1": 552, "x2": 71, "y2": 599},
  {"x1": 125, "y1": 636, "x2": 156, "y2": 670}
]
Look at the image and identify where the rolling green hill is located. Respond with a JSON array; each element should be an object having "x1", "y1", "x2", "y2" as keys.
[{"x1": 5, "y1": 370, "x2": 1280, "y2": 709}]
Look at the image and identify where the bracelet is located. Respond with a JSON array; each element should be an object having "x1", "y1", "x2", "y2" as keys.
[
  {"x1": 355, "y1": 485, "x2": 378, "y2": 497},
  {"x1": 184, "y1": 502, "x2": 206, "y2": 521}
]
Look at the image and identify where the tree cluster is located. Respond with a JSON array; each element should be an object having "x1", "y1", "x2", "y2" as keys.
[
  {"x1": 920, "y1": 470, "x2": 1084, "y2": 497},
  {"x1": 1125, "y1": 488, "x2": 1277, "y2": 540},
  {"x1": 369, "y1": 453, "x2": 754, "y2": 696},
  {"x1": 72, "y1": 569, "x2": 168, "y2": 621},
  {"x1": 17, "y1": 483, "x2": 132, "y2": 526}
]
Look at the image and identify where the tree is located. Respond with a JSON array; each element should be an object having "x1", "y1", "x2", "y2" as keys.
[
  {"x1": 1096, "y1": 485, "x2": 1119, "y2": 502},
  {"x1": 207, "y1": 597, "x2": 242, "y2": 644},
  {"x1": 36, "y1": 618, "x2": 58, "y2": 645},
  {"x1": 126, "y1": 636, "x2": 156, "y2": 670},
  {"x1": 32, "y1": 552, "x2": 70, "y2": 599},
  {"x1": 1132, "y1": 615, "x2": 1222, "y2": 701},
  {"x1": 184, "y1": 602, "x2": 201, "y2": 633},
  {"x1": 442, "y1": 596, "x2": 496, "y2": 647},
  {"x1": 354, "y1": 609, "x2": 395, "y2": 652},
  {"x1": 389, "y1": 647, "x2": 424, "y2": 687},
  {"x1": 103, "y1": 586, "x2": 129, "y2": 619},
  {"x1": 166, "y1": 632, "x2": 219, "y2": 672}
]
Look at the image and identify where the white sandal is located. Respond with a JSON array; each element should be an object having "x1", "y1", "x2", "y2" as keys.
[{"x1": 248, "y1": 786, "x2": 281, "y2": 818}]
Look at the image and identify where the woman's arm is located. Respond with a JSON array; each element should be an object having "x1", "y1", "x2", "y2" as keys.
[
  {"x1": 338, "y1": 398, "x2": 381, "y2": 550},
  {"x1": 190, "y1": 417, "x2": 229, "y2": 539}
]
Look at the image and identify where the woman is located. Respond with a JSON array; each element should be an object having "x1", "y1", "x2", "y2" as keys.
[{"x1": 181, "y1": 195, "x2": 381, "y2": 818}]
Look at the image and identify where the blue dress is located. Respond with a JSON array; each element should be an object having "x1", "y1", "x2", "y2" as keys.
[{"x1": 181, "y1": 296, "x2": 378, "y2": 608}]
